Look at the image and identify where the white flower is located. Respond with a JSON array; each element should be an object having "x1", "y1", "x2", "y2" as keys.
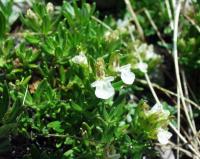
[
  {"x1": 104, "y1": 31, "x2": 119, "y2": 41},
  {"x1": 91, "y1": 76, "x2": 115, "y2": 99},
  {"x1": 46, "y1": 2, "x2": 54, "y2": 13},
  {"x1": 119, "y1": 121, "x2": 126, "y2": 126},
  {"x1": 104, "y1": 31, "x2": 112, "y2": 38},
  {"x1": 126, "y1": 114, "x2": 132, "y2": 123},
  {"x1": 128, "y1": 25, "x2": 135, "y2": 32},
  {"x1": 71, "y1": 53, "x2": 88, "y2": 65},
  {"x1": 157, "y1": 128, "x2": 172, "y2": 145},
  {"x1": 118, "y1": 64, "x2": 135, "y2": 85},
  {"x1": 146, "y1": 45, "x2": 156, "y2": 59},
  {"x1": 149, "y1": 103, "x2": 162, "y2": 114},
  {"x1": 137, "y1": 43, "x2": 147, "y2": 53},
  {"x1": 148, "y1": 103, "x2": 170, "y2": 118},
  {"x1": 117, "y1": 18, "x2": 129, "y2": 33},
  {"x1": 26, "y1": 9, "x2": 37, "y2": 20},
  {"x1": 137, "y1": 62, "x2": 148, "y2": 73},
  {"x1": 145, "y1": 45, "x2": 159, "y2": 60},
  {"x1": 137, "y1": 44, "x2": 158, "y2": 60},
  {"x1": 117, "y1": 19, "x2": 129, "y2": 29}
]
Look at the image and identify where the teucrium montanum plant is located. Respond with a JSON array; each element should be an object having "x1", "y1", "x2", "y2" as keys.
[{"x1": 0, "y1": 1, "x2": 172, "y2": 158}]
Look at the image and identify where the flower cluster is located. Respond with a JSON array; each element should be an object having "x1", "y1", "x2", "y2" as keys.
[
  {"x1": 116, "y1": 15, "x2": 135, "y2": 34},
  {"x1": 137, "y1": 44, "x2": 159, "y2": 61},
  {"x1": 104, "y1": 30, "x2": 119, "y2": 42},
  {"x1": 91, "y1": 64, "x2": 135, "y2": 99},
  {"x1": 71, "y1": 52, "x2": 171, "y2": 145},
  {"x1": 71, "y1": 51, "x2": 150, "y2": 100},
  {"x1": 147, "y1": 103, "x2": 172, "y2": 145}
]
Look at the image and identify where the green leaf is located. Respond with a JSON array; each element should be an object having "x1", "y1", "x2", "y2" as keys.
[
  {"x1": 0, "y1": 57, "x2": 5, "y2": 67},
  {"x1": 109, "y1": 104, "x2": 124, "y2": 121},
  {"x1": 42, "y1": 14, "x2": 50, "y2": 34},
  {"x1": 0, "y1": 137, "x2": 10, "y2": 154},
  {"x1": 0, "y1": 10, "x2": 6, "y2": 39},
  {"x1": 55, "y1": 46, "x2": 63, "y2": 59},
  {"x1": 0, "y1": 82, "x2": 9, "y2": 120},
  {"x1": 25, "y1": 34, "x2": 40, "y2": 44},
  {"x1": 102, "y1": 106, "x2": 109, "y2": 122},
  {"x1": 33, "y1": 80, "x2": 54, "y2": 104},
  {"x1": 63, "y1": 149, "x2": 74, "y2": 157},
  {"x1": 3, "y1": 98, "x2": 21, "y2": 124},
  {"x1": 112, "y1": 81, "x2": 124, "y2": 91},
  {"x1": 59, "y1": 65, "x2": 66, "y2": 84},
  {"x1": 63, "y1": 2, "x2": 75, "y2": 17},
  {"x1": 71, "y1": 102, "x2": 83, "y2": 112},
  {"x1": 20, "y1": 76, "x2": 32, "y2": 86},
  {"x1": 30, "y1": 145, "x2": 49, "y2": 159},
  {"x1": 47, "y1": 121, "x2": 64, "y2": 133},
  {"x1": 0, "y1": 123, "x2": 16, "y2": 138}
]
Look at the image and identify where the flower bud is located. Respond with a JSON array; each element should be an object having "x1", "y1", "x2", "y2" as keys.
[
  {"x1": 96, "y1": 58, "x2": 105, "y2": 79},
  {"x1": 157, "y1": 128, "x2": 172, "y2": 145},
  {"x1": 46, "y1": 2, "x2": 54, "y2": 13},
  {"x1": 104, "y1": 30, "x2": 119, "y2": 42},
  {"x1": 71, "y1": 52, "x2": 88, "y2": 65},
  {"x1": 109, "y1": 53, "x2": 120, "y2": 72},
  {"x1": 126, "y1": 114, "x2": 132, "y2": 123},
  {"x1": 137, "y1": 62, "x2": 148, "y2": 73},
  {"x1": 26, "y1": 9, "x2": 37, "y2": 19},
  {"x1": 26, "y1": 9, "x2": 37, "y2": 20}
]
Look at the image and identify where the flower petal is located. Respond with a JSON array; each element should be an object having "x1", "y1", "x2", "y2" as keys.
[
  {"x1": 119, "y1": 121, "x2": 126, "y2": 126},
  {"x1": 157, "y1": 129, "x2": 172, "y2": 145},
  {"x1": 95, "y1": 81, "x2": 114, "y2": 99},
  {"x1": 104, "y1": 76, "x2": 115, "y2": 82},
  {"x1": 118, "y1": 64, "x2": 131, "y2": 72},
  {"x1": 148, "y1": 103, "x2": 170, "y2": 118},
  {"x1": 91, "y1": 80, "x2": 99, "y2": 87},
  {"x1": 150, "y1": 103, "x2": 162, "y2": 113},
  {"x1": 121, "y1": 70, "x2": 135, "y2": 85},
  {"x1": 71, "y1": 53, "x2": 88, "y2": 65},
  {"x1": 126, "y1": 114, "x2": 132, "y2": 123},
  {"x1": 137, "y1": 62, "x2": 148, "y2": 73}
]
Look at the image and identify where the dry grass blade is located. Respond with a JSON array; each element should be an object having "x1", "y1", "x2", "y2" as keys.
[
  {"x1": 136, "y1": 79, "x2": 200, "y2": 111},
  {"x1": 172, "y1": 0, "x2": 198, "y2": 145},
  {"x1": 143, "y1": 8, "x2": 168, "y2": 48},
  {"x1": 124, "y1": 0, "x2": 145, "y2": 40},
  {"x1": 183, "y1": 14, "x2": 200, "y2": 33}
]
